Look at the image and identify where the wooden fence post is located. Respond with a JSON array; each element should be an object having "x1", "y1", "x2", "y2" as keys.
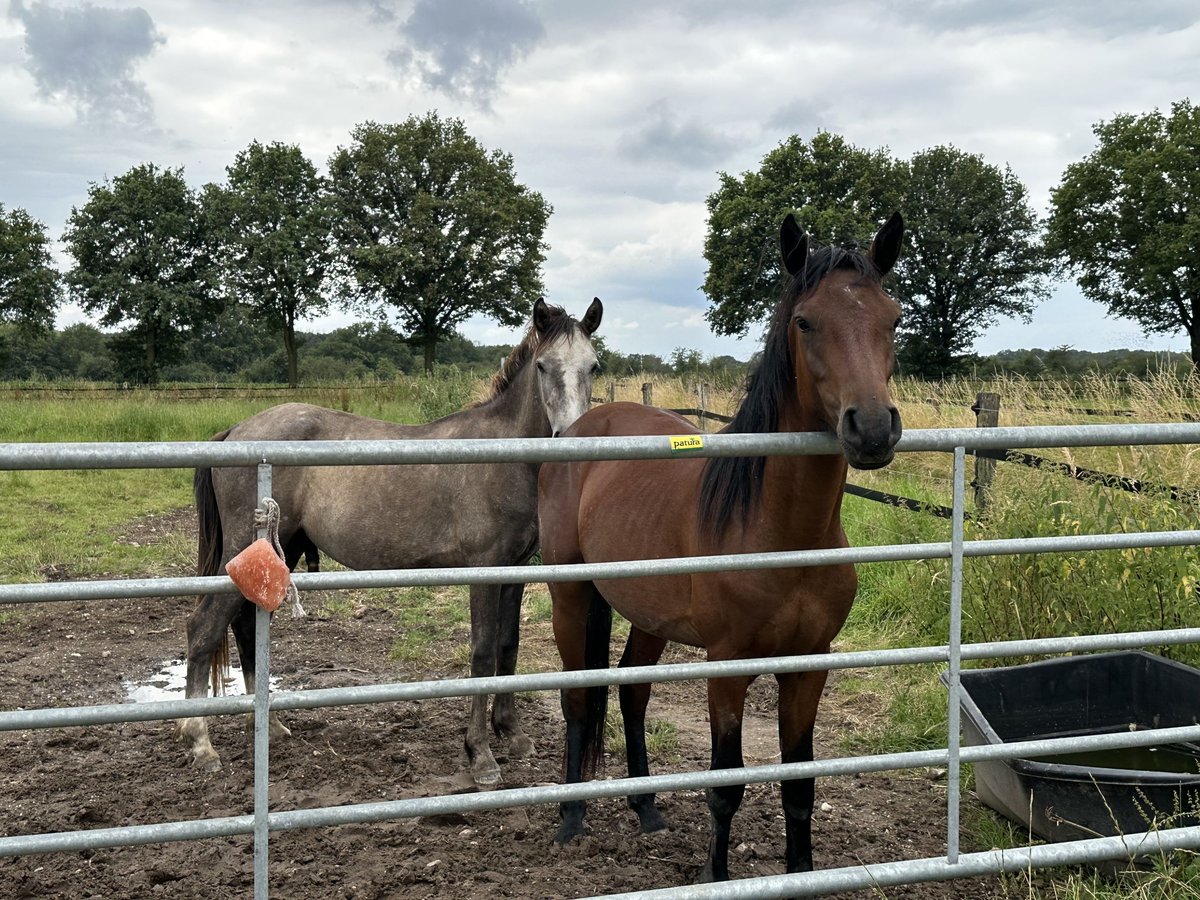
[
  {"x1": 606, "y1": 381, "x2": 615, "y2": 404},
  {"x1": 972, "y1": 391, "x2": 1000, "y2": 511},
  {"x1": 697, "y1": 382, "x2": 709, "y2": 432},
  {"x1": 642, "y1": 382, "x2": 653, "y2": 406}
]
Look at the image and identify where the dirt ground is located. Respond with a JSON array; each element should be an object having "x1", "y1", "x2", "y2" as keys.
[{"x1": 0, "y1": 510, "x2": 1016, "y2": 899}]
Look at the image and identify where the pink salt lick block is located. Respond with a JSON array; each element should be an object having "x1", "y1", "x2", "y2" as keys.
[{"x1": 226, "y1": 539, "x2": 291, "y2": 613}]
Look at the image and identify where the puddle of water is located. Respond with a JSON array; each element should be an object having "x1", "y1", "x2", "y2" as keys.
[{"x1": 122, "y1": 658, "x2": 278, "y2": 703}]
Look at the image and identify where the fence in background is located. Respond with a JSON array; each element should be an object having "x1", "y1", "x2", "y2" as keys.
[{"x1": 3, "y1": 422, "x2": 1200, "y2": 899}]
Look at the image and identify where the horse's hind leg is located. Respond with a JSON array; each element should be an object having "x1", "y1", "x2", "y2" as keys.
[
  {"x1": 700, "y1": 673, "x2": 753, "y2": 883},
  {"x1": 490, "y1": 581, "x2": 534, "y2": 758},
  {"x1": 230, "y1": 601, "x2": 291, "y2": 741},
  {"x1": 552, "y1": 580, "x2": 611, "y2": 845},
  {"x1": 619, "y1": 626, "x2": 668, "y2": 833},
  {"x1": 465, "y1": 582, "x2": 503, "y2": 787},
  {"x1": 177, "y1": 591, "x2": 243, "y2": 771},
  {"x1": 776, "y1": 668, "x2": 829, "y2": 874}
]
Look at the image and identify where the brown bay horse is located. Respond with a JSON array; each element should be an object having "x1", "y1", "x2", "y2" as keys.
[
  {"x1": 178, "y1": 298, "x2": 602, "y2": 787},
  {"x1": 538, "y1": 214, "x2": 904, "y2": 881}
]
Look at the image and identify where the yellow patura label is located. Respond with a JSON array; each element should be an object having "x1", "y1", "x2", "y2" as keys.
[{"x1": 669, "y1": 435, "x2": 705, "y2": 452}]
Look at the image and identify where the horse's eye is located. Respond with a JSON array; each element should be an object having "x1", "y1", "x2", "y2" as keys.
[
  {"x1": 893, "y1": 316, "x2": 902, "y2": 330},
  {"x1": 795, "y1": 317, "x2": 812, "y2": 333},
  {"x1": 590, "y1": 363, "x2": 601, "y2": 375},
  {"x1": 536, "y1": 360, "x2": 546, "y2": 373}
]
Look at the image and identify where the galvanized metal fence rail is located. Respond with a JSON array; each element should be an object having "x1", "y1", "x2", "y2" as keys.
[{"x1": 3, "y1": 422, "x2": 1200, "y2": 900}]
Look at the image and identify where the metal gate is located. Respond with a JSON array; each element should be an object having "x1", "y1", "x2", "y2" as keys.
[{"x1": 3, "y1": 421, "x2": 1200, "y2": 899}]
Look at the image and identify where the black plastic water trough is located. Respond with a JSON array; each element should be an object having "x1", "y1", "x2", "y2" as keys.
[{"x1": 947, "y1": 651, "x2": 1200, "y2": 842}]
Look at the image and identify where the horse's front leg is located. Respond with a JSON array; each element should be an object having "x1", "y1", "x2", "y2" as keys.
[
  {"x1": 699, "y1": 674, "x2": 752, "y2": 883},
  {"x1": 551, "y1": 580, "x2": 608, "y2": 844},
  {"x1": 489, "y1": 581, "x2": 534, "y2": 758},
  {"x1": 777, "y1": 668, "x2": 829, "y2": 873},
  {"x1": 231, "y1": 600, "x2": 291, "y2": 742},
  {"x1": 619, "y1": 626, "x2": 669, "y2": 833},
  {"x1": 465, "y1": 582, "x2": 502, "y2": 787},
  {"x1": 176, "y1": 592, "x2": 242, "y2": 772}
]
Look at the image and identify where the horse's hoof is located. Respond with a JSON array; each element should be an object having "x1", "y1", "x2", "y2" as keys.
[
  {"x1": 639, "y1": 810, "x2": 669, "y2": 834},
  {"x1": 554, "y1": 822, "x2": 587, "y2": 845},
  {"x1": 193, "y1": 749, "x2": 222, "y2": 773},
  {"x1": 268, "y1": 716, "x2": 292, "y2": 740},
  {"x1": 507, "y1": 732, "x2": 535, "y2": 759},
  {"x1": 472, "y1": 767, "x2": 502, "y2": 789},
  {"x1": 695, "y1": 862, "x2": 728, "y2": 884}
]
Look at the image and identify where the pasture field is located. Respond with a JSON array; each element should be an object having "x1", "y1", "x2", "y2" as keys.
[{"x1": 2, "y1": 372, "x2": 1199, "y2": 897}]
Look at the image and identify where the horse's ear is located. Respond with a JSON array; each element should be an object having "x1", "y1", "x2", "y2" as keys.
[
  {"x1": 780, "y1": 213, "x2": 809, "y2": 277},
  {"x1": 868, "y1": 212, "x2": 904, "y2": 276},
  {"x1": 532, "y1": 297, "x2": 550, "y2": 335},
  {"x1": 581, "y1": 297, "x2": 603, "y2": 336}
]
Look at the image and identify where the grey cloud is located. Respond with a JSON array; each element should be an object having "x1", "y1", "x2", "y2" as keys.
[
  {"x1": 766, "y1": 98, "x2": 835, "y2": 139},
  {"x1": 894, "y1": 0, "x2": 1199, "y2": 36},
  {"x1": 8, "y1": 0, "x2": 163, "y2": 127},
  {"x1": 387, "y1": 0, "x2": 543, "y2": 107},
  {"x1": 618, "y1": 101, "x2": 737, "y2": 169}
]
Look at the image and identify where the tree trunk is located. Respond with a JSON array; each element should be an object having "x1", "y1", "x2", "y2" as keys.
[
  {"x1": 423, "y1": 336, "x2": 437, "y2": 375},
  {"x1": 283, "y1": 316, "x2": 299, "y2": 388},
  {"x1": 1191, "y1": 322, "x2": 1200, "y2": 376},
  {"x1": 145, "y1": 324, "x2": 157, "y2": 385}
]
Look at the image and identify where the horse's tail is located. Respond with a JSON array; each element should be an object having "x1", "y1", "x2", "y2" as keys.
[
  {"x1": 580, "y1": 588, "x2": 613, "y2": 780},
  {"x1": 195, "y1": 429, "x2": 231, "y2": 697}
]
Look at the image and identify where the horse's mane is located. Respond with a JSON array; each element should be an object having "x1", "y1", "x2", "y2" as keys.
[
  {"x1": 697, "y1": 242, "x2": 880, "y2": 536},
  {"x1": 475, "y1": 302, "x2": 579, "y2": 404}
]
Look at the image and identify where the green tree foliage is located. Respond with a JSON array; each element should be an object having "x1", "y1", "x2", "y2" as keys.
[
  {"x1": 0, "y1": 322, "x2": 113, "y2": 381},
  {"x1": 162, "y1": 302, "x2": 281, "y2": 382},
  {"x1": 63, "y1": 164, "x2": 220, "y2": 383},
  {"x1": 205, "y1": 141, "x2": 334, "y2": 387},
  {"x1": 0, "y1": 204, "x2": 61, "y2": 333},
  {"x1": 328, "y1": 114, "x2": 551, "y2": 372},
  {"x1": 1047, "y1": 100, "x2": 1200, "y2": 370},
  {"x1": 895, "y1": 146, "x2": 1051, "y2": 377},
  {"x1": 703, "y1": 132, "x2": 907, "y2": 336}
]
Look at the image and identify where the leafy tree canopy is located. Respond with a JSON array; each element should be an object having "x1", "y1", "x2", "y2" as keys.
[
  {"x1": 328, "y1": 113, "x2": 552, "y2": 372},
  {"x1": 0, "y1": 204, "x2": 61, "y2": 333},
  {"x1": 63, "y1": 163, "x2": 220, "y2": 383},
  {"x1": 703, "y1": 131, "x2": 907, "y2": 336},
  {"x1": 205, "y1": 141, "x2": 334, "y2": 386},
  {"x1": 895, "y1": 145, "x2": 1051, "y2": 377},
  {"x1": 1047, "y1": 100, "x2": 1200, "y2": 369}
]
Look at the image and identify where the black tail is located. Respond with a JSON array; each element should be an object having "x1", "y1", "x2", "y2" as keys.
[
  {"x1": 194, "y1": 429, "x2": 230, "y2": 696},
  {"x1": 581, "y1": 588, "x2": 613, "y2": 780}
]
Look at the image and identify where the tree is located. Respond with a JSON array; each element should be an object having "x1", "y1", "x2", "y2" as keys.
[
  {"x1": 894, "y1": 146, "x2": 1051, "y2": 377},
  {"x1": 328, "y1": 114, "x2": 551, "y2": 373},
  {"x1": 0, "y1": 204, "x2": 60, "y2": 333},
  {"x1": 205, "y1": 141, "x2": 334, "y2": 387},
  {"x1": 63, "y1": 164, "x2": 220, "y2": 383},
  {"x1": 703, "y1": 132, "x2": 907, "y2": 336},
  {"x1": 1047, "y1": 100, "x2": 1200, "y2": 371},
  {"x1": 668, "y1": 346, "x2": 704, "y2": 377}
]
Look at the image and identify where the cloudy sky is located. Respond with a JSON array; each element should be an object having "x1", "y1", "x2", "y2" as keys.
[{"x1": 2, "y1": 0, "x2": 1198, "y2": 361}]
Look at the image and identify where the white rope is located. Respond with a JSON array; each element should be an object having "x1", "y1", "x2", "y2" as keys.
[{"x1": 253, "y1": 497, "x2": 306, "y2": 619}]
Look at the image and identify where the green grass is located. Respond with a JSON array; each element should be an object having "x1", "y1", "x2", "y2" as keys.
[
  {"x1": 0, "y1": 468, "x2": 194, "y2": 581},
  {"x1": 384, "y1": 584, "x2": 471, "y2": 668},
  {"x1": 604, "y1": 711, "x2": 681, "y2": 762},
  {"x1": 0, "y1": 385, "x2": 434, "y2": 584}
]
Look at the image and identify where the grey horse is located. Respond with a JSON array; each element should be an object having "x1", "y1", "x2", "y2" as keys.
[{"x1": 177, "y1": 297, "x2": 603, "y2": 786}]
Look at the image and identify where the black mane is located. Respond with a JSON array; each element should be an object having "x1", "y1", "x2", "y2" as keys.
[{"x1": 697, "y1": 242, "x2": 880, "y2": 536}]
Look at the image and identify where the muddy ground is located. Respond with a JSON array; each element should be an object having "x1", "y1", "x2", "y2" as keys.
[{"x1": 0, "y1": 510, "x2": 1018, "y2": 899}]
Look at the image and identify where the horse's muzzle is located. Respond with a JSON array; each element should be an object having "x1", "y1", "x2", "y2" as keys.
[{"x1": 838, "y1": 404, "x2": 902, "y2": 470}]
